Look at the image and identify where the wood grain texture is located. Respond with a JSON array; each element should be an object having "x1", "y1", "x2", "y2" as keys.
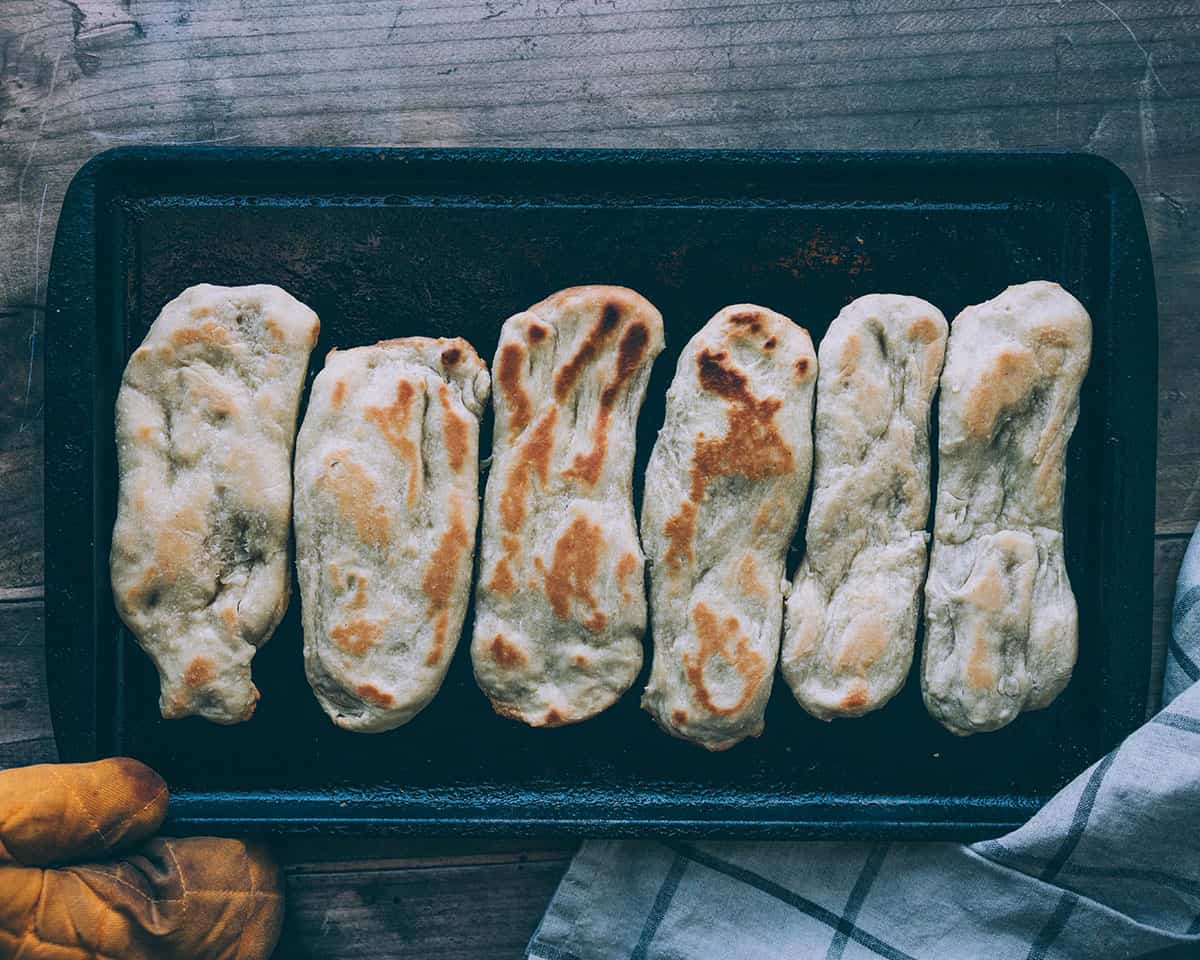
[
  {"x1": 1, "y1": 1, "x2": 1198, "y2": 956},
  {"x1": 278, "y1": 848, "x2": 570, "y2": 960},
  {"x1": 1151, "y1": 534, "x2": 1191, "y2": 714},
  {"x1": 0, "y1": 602, "x2": 56, "y2": 766},
  {"x1": 0, "y1": 0, "x2": 1196, "y2": 559}
]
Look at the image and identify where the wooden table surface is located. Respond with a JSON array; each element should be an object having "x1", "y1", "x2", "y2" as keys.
[{"x1": 1, "y1": 1, "x2": 1198, "y2": 956}]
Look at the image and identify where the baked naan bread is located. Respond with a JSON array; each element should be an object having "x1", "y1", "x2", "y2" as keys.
[
  {"x1": 472, "y1": 286, "x2": 664, "y2": 726},
  {"x1": 783, "y1": 295, "x2": 947, "y2": 719},
  {"x1": 295, "y1": 338, "x2": 490, "y2": 732},
  {"x1": 922, "y1": 281, "x2": 1091, "y2": 735},
  {"x1": 642, "y1": 305, "x2": 817, "y2": 749},
  {"x1": 111, "y1": 284, "x2": 319, "y2": 723}
]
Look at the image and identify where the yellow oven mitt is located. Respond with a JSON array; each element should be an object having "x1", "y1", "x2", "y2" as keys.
[{"x1": 0, "y1": 758, "x2": 283, "y2": 959}]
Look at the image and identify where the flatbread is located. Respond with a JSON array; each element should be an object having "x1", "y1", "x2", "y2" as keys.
[
  {"x1": 295, "y1": 338, "x2": 490, "y2": 732},
  {"x1": 110, "y1": 284, "x2": 319, "y2": 723},
  {"x1": 922, "y1": 281, "x2": 1091, "y2": 735},
  {"x1": 472, "y1": 286, "x2": 664, "y2": 726},
  {"x1": 641, "y1": 304, "x2": 817, "y2": 749},
  {"x1": 783, "y1": 295, "x2": 947, "y2": 719}
]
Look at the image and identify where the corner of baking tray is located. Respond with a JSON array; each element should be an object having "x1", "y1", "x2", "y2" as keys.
[{"x1": 63, "y1": 146, "x2": 149, "y2": 195}]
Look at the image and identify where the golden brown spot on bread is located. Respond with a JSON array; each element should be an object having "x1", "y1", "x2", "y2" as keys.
[
  {"x1": 966, "y1": 635, "x2": 998, "y2": 691},
  {"x1": 332, "y1": 619, "x2": 382, "y2": 657},
  {"x1": 690, "y1": 350, "x2": 794, "y2": 502},
  {"x1": 319, "y1": 453, "x2": 390, "y2": 549},
  {"x1": 684, "y1": 603, "x2": 767, "y2": 717},
  {"x1": 154, "y1": 505, "x2": 205, "y2": 579},
  {"x1": 484, "y1": 535, "x2": 523, "y2": 595},
  {"x1": 663, "y1": 501, "x2": 697, "y2": 570},
  {"x1": 553, "y1": 301, "x2": 622, "y2": 400},
  {"x1": 563, "y1": 433, "x2": 608, "y2": 486},
  {"x1": 964, "y1": 566, "x2": 1005, "y2": 613},
  {"x1": 488, "y1": 555, "x2": 517, "y2": 596},
  {"x1": 441, "y1": 346, "x2": 462, "y2": 366},
  {"x1": 573, "y1": 655, "x2": 590, "y2": 668},
  {"x1": 535, "y1": 514, "x2": 604, "y2": 623},
  {"x1": 422, "y1": 498, "x2": 471, "y2": 666},
  {"x1": 187, "y1": 377, "x2": 235, "y2": 419},
  {"x1": 491, "y1": 700, "x2": 525, "y2": 722},
  {"x1": 332, "y1": 381, "x2": 347, "y2": 407},
  {"x1": 265, "y1": 316, "x2": 284, "y2": 341},
  {"x1": 426, "y1": 612, "x2": 450, "y2": 667},
  {"x1": 616, "y1": 552, "x2": 639, "y2": 601},
  {"x1": 794, "y1": 357, "x2": 811, "y2": 380},
  {"x1": 497, "y1": 343, "x2": 532, "y2": 438},
  {"x1": 172, "y1": 322, "x2": 230, "y2": 349},
  {"x1": 834, "y1": 617, "x2": 888, "y2": 676},
  {"x1": 698, "y1": 349, "x2": 749, "y2": 400},
  {"x1": 543, "y1": 708, "x2": 566, "y2": 726},
  {"x1": 736, "y1": 554, "x2": 766, "y2": 598},
  {"x1": 357, "y1": 684, "x2": 394, "y2": 708},
  {"x1": 841, "y1": 683, "x2": 869, "y2": 711},
  {"x1": 499, "y1": 409, "x2": 556, "y2": 533},
  {"x1": 184, "y1": 657, "x2": 215, "y2": 689},
  {"x1": 220, "y1": 606, "x2": 239, "y2": 632},
  {"x1": 839, "y1": 334, "x2": 862, "y2": 380},
  {"x1": 763, "y1": 337, "x2": 777, "y2": 350},
  {"x1": 564, "y1": 323, "x2": 652, "y2": 486},
  {"x1": 584, "y1": 611, "x2": 608, "y2": 633},
  {"x1": 672, "y1": 709, "x2": 688, "y2": 725},
  {"x1": 490, "y1": 634, "x2": 527, "y2": 668},
  {"x1": 124, "y1": 567, "x2": 161, "y2": 610},
  {"x1": 439, "y1": 383, "x2": 469, "y2": 473},
  {"x1": 136, "y1": 425, "x2": 155, "y2": 443},
  {"x1": 528, "y1": 323, "x2": 548, "y2": 342},
  {"x1": 308, "y1": 320, "x2": 320, "y2": 348},
  {"x1": 1034, "y1": 324, "x2": 1074, "y2": 348},
  {"x1": 192, "y1": 305, "x2": 212, "y2": 318},
  {"x1": 962, "y1": 347, "x2": 1038, "y2": 439},
  {"x1": 366, "y1": 379, "x2": 421, "y2": 509},
  {"x1": 601, "y1": 323, "x2": 650, "y2": 408},
  {"x1": 727, "y1": 310, "x2": 764, "y2": 335},
  {"x1": 908, "y1": 316, "x2": 941, "y2": 343}
]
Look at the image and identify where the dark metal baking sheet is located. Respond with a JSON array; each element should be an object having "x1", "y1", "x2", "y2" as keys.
[{"x1": 44, "y1": 147, "x2": 1156, "y2": 838}]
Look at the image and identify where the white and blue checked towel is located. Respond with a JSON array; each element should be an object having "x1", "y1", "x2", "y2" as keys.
[{"x1": 527, "y1": 526, "x2": 1200, "y2": 960}]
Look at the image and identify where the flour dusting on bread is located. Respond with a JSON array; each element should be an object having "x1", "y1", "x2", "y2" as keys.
[
  {"x1": 642, "y1": 304, "x2": 816, "y2": 749},
  {"x1": 111, "y1": 283, "x2": 319, "y2": 723},
  {"x1": 472, "y1": 286, "x2": 664, "y2": 726}
]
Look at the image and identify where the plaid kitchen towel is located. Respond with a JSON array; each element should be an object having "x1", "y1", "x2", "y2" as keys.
[{"x1": 526, "y1": 524, "x2": 1200, "y2": 960}]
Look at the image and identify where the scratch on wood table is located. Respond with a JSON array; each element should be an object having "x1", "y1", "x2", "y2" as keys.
[{"x1": 1, "y1": 1, "x2": 1198, "y2": 957}]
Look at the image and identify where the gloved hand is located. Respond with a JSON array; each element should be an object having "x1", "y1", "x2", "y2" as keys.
[{"x1": 0, "y1": 758, "x2": 283, "y2": 959}]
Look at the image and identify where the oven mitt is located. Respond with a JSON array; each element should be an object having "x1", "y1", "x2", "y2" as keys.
[{"x1": 0, "y1": 758, "x2": 283, "y2": 960}]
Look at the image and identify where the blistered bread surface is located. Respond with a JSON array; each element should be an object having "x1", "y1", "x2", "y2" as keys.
[
  {"x1": 111, "y1": 283, "x2": 319, "y2": 723},
  {"x1": 922, "y1": 281, "x2": 1091, "y2": 735},
  {"x1": 784, "y1": 295, "x2": 947, "y2": 719},
  {"x1": 472, "y1": 286, "x2": 664, "y2": 726},
  {"x1": 641, "y1": 304, "x2": 817, "y2": 749},
  {"x1": 296, "y1": 338, "x2": 490, "y2": 732}
]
